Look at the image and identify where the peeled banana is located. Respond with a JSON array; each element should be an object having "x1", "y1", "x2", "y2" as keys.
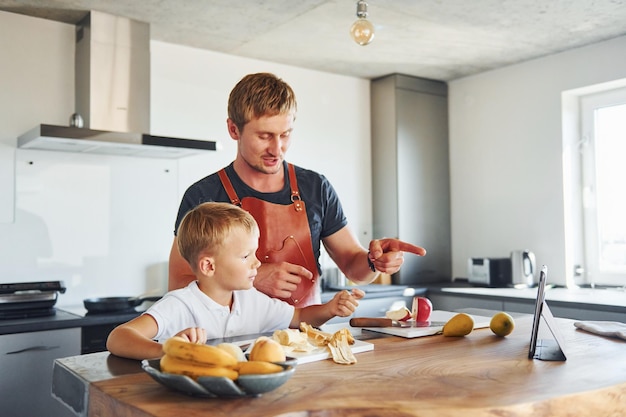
[
  {"x1": 160, "y1": 354, "x2": 239, "y2": 380},
  {"x1": 162, "y1": 336, "x2": 238, "y2": 368}
]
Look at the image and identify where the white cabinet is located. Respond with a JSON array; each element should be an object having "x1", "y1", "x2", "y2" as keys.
[
  {"x1": 0, "y1": 328, "x2": 80, "y2": 417},
  {"x1": 371, "y1": 74, "x2": 451, "y2": 285}
]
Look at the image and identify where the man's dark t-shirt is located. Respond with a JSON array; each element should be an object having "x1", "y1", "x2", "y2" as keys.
[{"x1": 174, "y1": 162, "x2": 348, "y2": 274}]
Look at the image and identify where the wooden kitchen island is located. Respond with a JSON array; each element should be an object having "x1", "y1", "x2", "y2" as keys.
[{"x1": 53, "y1": 314, "x2": 626, "y2": 417}]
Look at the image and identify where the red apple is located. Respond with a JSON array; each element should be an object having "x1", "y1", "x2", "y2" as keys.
[
  {"x1": 385, "y1": 306, "x2": 412, "y2": 322},
  {"x1": 412, "y1": 297, "x2": 433, "y2": 322}
]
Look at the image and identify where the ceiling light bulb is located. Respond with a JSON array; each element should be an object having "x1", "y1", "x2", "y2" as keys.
[{"x1": 350, "y1": 1, "x2": 375, "y2": 46}]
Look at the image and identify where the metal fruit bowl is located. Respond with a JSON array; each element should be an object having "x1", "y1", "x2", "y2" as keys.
[{"x1": 142, "y1": 358, "x2": 296, "y2": 398}]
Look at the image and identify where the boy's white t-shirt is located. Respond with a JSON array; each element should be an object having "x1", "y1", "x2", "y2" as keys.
[{"x1": 147, "y1": 281, "x2": 295, "y2": 341}]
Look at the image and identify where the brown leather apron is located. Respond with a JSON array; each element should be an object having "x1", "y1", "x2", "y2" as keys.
[{"x1": 218, "y1": 164, "x2": 319, "y2": 306}]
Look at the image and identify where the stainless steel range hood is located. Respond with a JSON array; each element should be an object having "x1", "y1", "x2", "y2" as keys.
[{"x1": 17, "y1": 11, "x2": 219, "y2": 159}]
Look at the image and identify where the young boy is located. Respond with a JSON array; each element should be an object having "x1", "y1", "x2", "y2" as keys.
[{"x1": 107, "y1": 202, "x2": 364, "y2": 360}]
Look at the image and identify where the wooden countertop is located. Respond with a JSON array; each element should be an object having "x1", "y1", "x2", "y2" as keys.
[{"x1": 69, "y1": 314, "x2": 626, "y2": 417}]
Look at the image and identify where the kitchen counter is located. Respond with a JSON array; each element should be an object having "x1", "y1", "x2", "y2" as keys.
[
  {"x1": 52, "y1": 314, "x2": 626, "y2": 417},
  {"x1": 0, "y1": 307, "x2": 141, "y2": 336}
]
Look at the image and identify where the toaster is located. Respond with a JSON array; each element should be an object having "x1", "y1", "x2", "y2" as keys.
[{"x1": 468, "y1": 257, "x2": 512, "y2": 287}]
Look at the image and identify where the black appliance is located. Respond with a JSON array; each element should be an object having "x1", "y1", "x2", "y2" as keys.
[
  {"x1": 467, "y1": 258, "x2": 512, "y2": 287},
  {"x1": 0, "y1": 281, "x2": 66, "y2": 319}
]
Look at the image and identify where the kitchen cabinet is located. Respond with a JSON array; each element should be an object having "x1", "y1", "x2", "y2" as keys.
[
  {"x1": 0, "y1": 327, "x2": 80, "y2": 417},
  {"x1": 371, "y1": 74, "x2": 451, "y2": 286},
  {"x1": 427, "y1": 288, "x2": 626, "y2": 322}
]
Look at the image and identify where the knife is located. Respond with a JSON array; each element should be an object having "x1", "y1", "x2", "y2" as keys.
[{"x1": 349, "y1": 318, "x2": 447, "y2": 328}]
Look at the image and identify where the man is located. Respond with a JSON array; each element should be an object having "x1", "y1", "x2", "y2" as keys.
[{"x1": 169, "y1": 73, "x2": 426, "y2": 307}]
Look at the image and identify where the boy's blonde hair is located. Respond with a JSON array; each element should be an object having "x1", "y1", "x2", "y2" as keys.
[
  {"x1": 177, "y1": 202, "x2": 258, "y2": 272},
  {"x1": 228, "y1": 72, "x2": 297, "y2": 132}
]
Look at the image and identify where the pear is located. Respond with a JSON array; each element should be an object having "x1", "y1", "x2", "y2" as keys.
[
  {"x1": 490, "y1": 312, "x2": 515, "y2": 337},
  {"x1": 442, "y1": 313, "x2": 475, "y2": 337}
]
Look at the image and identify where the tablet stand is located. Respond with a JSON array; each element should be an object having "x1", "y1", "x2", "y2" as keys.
[{"x1": 532, "y1": 300, "x2": 567, "y2": 361}]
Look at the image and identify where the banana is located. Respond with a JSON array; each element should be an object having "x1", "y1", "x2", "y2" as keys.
[
  {"x1": 162, "y1": 336, "x2": 238, "y2": 368},
  {"x1": 237, "y1": 360, "x2": 284, "y2": 375},
  {"x1": 273, "y1": 328, "x2": 307, "y2": 346},
  {"x1": 160, "y1": 354, "x2": 239, "y2": 380}
]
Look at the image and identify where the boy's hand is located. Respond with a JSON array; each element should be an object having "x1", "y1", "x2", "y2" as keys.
[
  {"x1": 329, "y1": 288, "x2": 365, "y2": 317},
  {"x1": 174, "y1": 327, "x2": 207, "y2": 344}
]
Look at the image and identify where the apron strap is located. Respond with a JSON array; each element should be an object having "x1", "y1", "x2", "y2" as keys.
[
  {"x1": 218, "y1": 168, "x2": 241, "y2": 206},
  {"x1": 287, "y1": 163, "x2": 304, "y2": 212}
]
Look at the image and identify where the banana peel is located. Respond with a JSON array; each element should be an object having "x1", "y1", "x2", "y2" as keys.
[{"x1": 296, "y1": 323, "x2": 357, "y2": 365}]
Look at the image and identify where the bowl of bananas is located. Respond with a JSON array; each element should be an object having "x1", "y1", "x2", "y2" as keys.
[{"x1": 142, "y1": 336, "x2": 296, "y2": 398}]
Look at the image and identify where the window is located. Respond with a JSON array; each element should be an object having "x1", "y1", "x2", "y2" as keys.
[{"x1": 579, "y1": 87, "x2": 626, "y2": 287}]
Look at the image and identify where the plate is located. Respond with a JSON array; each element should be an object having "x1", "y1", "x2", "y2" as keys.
[{"x1": 141, "y1": 358, "x2": 295, "y2": 398}]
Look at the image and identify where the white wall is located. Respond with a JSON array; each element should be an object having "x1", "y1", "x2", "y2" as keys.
[
  {"x1": 149, "y1": 41, "x2": 373, "y2": 245},
  {"x1": 0, "y1": 11, "x2": 371, "y2": 307},
  {"x1": 448, "y1": 35, "x2": 626, "y2": 286}
]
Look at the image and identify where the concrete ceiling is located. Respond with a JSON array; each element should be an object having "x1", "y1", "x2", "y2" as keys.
[{"x1": 2, "y1": 0, "x2": 626, "y2": 81}]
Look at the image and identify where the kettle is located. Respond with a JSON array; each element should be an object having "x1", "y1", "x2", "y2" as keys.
[{"x1": 510, "y1": 250, "x2": 536, "y2": 287}]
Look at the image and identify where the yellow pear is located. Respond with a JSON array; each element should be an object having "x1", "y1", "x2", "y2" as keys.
[
  {"x1": 489, "y1": 312, "x2": 515, "y2": 337},
  {"x1": 442, "y1": 313, "x2": 475, "y2": 337}
]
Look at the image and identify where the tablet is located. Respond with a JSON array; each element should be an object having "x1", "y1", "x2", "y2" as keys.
[{"x1": 528, "y1": 265, "x2": 567, "y2": 361}]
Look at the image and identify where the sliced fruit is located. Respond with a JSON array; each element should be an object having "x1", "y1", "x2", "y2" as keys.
[
  {"x1": 385, "y1": 306, "x2": 412, "y2": 321},
  {"x1": 412, "y1": 297, "x2": 433, "y2": 322}
]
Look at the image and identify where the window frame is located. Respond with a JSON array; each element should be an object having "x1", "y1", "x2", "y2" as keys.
[{"x1": 578, "y1": 86, "x2": 626, "y2": 287}]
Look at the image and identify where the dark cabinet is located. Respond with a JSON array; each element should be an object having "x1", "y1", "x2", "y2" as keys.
[
  {"x1": 0, "y1": 327, "x2": 80, "y2": 417},
  {"x1": 371, "y1": 74, "x2": 451, "y2": 285}
]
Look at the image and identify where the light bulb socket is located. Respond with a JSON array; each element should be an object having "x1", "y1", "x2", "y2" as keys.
[{"x1": 356, "y1": 0, "x2": 369, "y2": 18}]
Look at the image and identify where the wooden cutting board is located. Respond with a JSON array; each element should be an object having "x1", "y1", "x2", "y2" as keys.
[{"x1": 359, "y1": 310, "x2": 492, "y2": 338}]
